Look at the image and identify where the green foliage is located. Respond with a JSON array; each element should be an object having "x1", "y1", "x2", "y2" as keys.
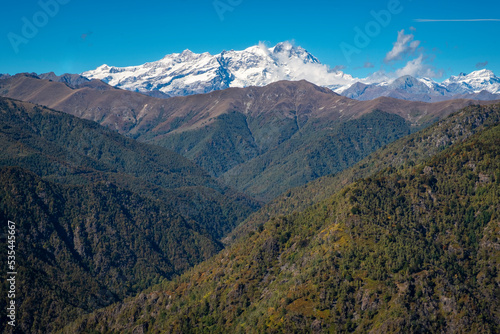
[
  {"x1": 221, "y1": 110, "x2": 412, "y2": 201},
  {"x1": 0, "y1": 97, "x2": 260, "y2": 239},
  {"x1": 228, "y1": 103, "x2": 500, "y2": 243},
  {"x1": 159, "y1": 109, "x2": 412, "y2": 201},
  {"x1": 0, "y1": 97, "x2": 260, "y2": 333},
  {"x1": 62, "y1": 111, "x2": 500, "y2": 333},
  {"x1": 0, "y1": 167, "x2": 221, "y2": 333},
  {"x1": 158, "y1": 111, "x2": 261, "y2": 178}
]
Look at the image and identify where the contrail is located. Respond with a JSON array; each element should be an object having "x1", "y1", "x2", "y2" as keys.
[{"x1": 415, "y1": 19, "x2": 500, "y2": 22}]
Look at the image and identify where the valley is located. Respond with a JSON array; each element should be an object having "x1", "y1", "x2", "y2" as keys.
[{"x1": 1, "y1": 37, "x2": 499, "y2": 332}]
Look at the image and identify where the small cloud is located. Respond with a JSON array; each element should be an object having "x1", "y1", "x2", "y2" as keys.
[
  {"x1": 384, "y1": 30, "x2": 420, "y2": 63},
  {"x1": 395, "y1": 54, "x2": 443, "y2": 78},
  {"x1": 333, "y1": 65, "x2": 346, "y2": 72},
  {"x1": 476, "y1": 61, "x2": 489, "y2": 68},
  {"x1": 409, "y1": 26, "x2": 417, "y2": 31},
  {"x1": 365, "y1": 68, "x2": 391, "y2": 83},
  {"x1": 364, "y1": 61, "x2": 375, "y2": 68}
]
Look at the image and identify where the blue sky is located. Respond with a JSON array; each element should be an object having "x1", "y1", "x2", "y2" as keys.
[{"x1": 1, "y1": 0, "x2": 499, "y2": 81}]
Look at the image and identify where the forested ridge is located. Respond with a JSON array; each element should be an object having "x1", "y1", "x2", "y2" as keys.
[
  {"x1": 0, "y1": 97, "x2": 260, "y2": 239},
  {"x1": 227, "y1": 103, "x2": 500, "y2": 243},
  {"x1": 0, "y1": 97, "x2": 258, "y2": 333},
  {"x1": 62, "y1": 108, "x2": 500, "y2": 333},
  {"x1": 1, "y1": 94, "x2": 499, "y2": 333}
]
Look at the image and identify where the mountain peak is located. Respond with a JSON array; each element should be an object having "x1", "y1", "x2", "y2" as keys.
[
  {"x1": 181, "y1": 49, "x2": 194, "y2": 55},
  {"x1": 82, "y1": 41, "x2": 342, "y2": 97},
  {"x1": 448, "y1": 69, "x2": 496, "y2": 81},
  {"x1": 80, "y1": 43, "x2": 499, "y2": 100},
  {"x1": 470, "y1": 69, "x2": 495, "y2": 78},
  {"x1": 443, "y1": 69, "x2": 499, "y2": 94},
  {"x1": 389, "y1": 75, "x2": 427, "y2": 91},
  {"x1": 394, "y1": 75, "x2": 418, "y2": 82},
  {"x1": 272, "y1": 41, "x2": 294, "y2": 52}
]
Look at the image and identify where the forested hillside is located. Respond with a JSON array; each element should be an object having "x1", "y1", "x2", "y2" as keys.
[
  {"x1": 0, "y1": 167, "x2": 222, "y2": 333},
  {"x1": 227, "y1": 103, "x2": 500, "y2": 242},
  {"x1": 0, "y1": 97, "x2": 258, "y2": 333},
  {"x1": 0, "y1": 97, "x2": 259, "y2": 239},
  {"x1": 1, "y1": 75, "x2": 490, "y2": 201},
  {"x1": 64, "y1": 117, "x2": 500, "y2": 333}
]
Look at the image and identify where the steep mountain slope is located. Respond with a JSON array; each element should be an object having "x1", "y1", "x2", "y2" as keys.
[
  {"x1": 0, "y1": 97, "x2": 259, "y2": 238},
  {"x1": 1, "y1": 75, "x2": 495, "y2": 201},
  {"x1": 0, "y1": 167, "x2": 221, "y2": 334},
  {"x1": 63, "y1": 111, "x2": 500, "y2": 334},
  {"x1": 227, "y1": 103, "x2": 500, "y2": 242},
  {"x1": 0, "y1": 97, "x2": 261, "y2": 333},
  {"x1": 218, "y1": 110, "x2": 412, "y2": 200}
]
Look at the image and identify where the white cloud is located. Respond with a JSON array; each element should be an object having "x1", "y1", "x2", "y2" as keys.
[
  {"x1": 395, "y1": 54, "x2": 443, "y2": 78},
  {"x1": 384, "y1": 30, "x2": 420, "y2": 63},
  {"x1": 365, "y1": 69, "x2": 391, "y2": 83}
]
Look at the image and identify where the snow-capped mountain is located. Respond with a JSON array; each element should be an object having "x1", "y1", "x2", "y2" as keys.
[
  {"x1": 82, "y1": 42, "x2": 358, "y2": 97},
  {"x1": 341, "y1": 71, "x2": 500, "y2": 102},
  {"x1": 82, "y1": 41, "x2": 500, "y2": 101},
  {"x1": 442, "y1": 69, "x2": 500, "y2": 94}
]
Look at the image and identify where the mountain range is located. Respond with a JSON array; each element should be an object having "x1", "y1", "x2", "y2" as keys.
[
  {"x1": 62, "y1": 102, "x2": 500, "y2": 333},
  {"x1": 80, "y1": 41, "x2": 500, "y2": 102},
  {"x1": 342, "y1": 71, "x2": 500, "y2": 102},
  {"x1": 1, "y1": 56, "x2": 499, "y2": 333},
  {"x1": 1, "y1": 74, "x2": 494, "y2": 201},
  {"x1": 81, "y1": 42, "x2": 355, "y2": 98}
]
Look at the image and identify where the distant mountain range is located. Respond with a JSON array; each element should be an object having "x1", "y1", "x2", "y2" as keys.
[
  {"x1": 79, "y1": 41, "x2": 500, "y2": 102},
  {"x1": 80, "y1": 42, "x2": 355, "y2": 98},
  {"x1": 342, "y1": 70, "x2": 500, "y2": 102}
]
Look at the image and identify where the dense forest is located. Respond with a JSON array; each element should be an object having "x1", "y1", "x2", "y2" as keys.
[
  {"x1": 0, "y1": 97, "x2": 259, "y2": 239},
  {"x1": 0, "y1": 97, "x2": 258, "y2": 333},
  {"x1": 219, "y1": 110, "x2": 412, "y2": 201},
  {"x1": 0, "y1": 94, "x2": 498, "y2": 333},
  {"x1": 62, "y1": 110, "x2": 500, "y2": 333},
  {"x1": 0, "y1": 167, "x2": 222, "y2": 333},
  {"x1": 227, "y1": 103, "x2": 500, "y2": 243}
]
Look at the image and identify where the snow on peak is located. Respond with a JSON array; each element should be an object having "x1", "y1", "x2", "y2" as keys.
[
  {"x1": 472, "y1": 69, "x2": 495, "y2": 77},
  {"x1": 444, "y1": 69, "x2": 500, "y2": 94},
  {"x1": 81, "y1": 42, "x2": 500, "y2": 99},
  {"x1": 82, "y1": 42, "x2": 355, "y2": 97}
]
